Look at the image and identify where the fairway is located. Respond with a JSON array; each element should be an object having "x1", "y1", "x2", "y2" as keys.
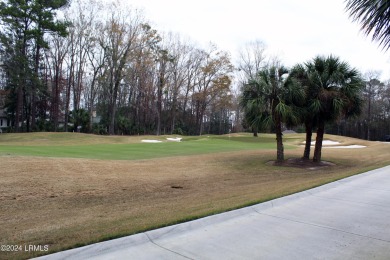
[
  {"x1": 0, "y1": 132, "x2": 389, "y2": 259},
  {"x1": 0, "y1": 133, "x2": 283, "y2": 160}
]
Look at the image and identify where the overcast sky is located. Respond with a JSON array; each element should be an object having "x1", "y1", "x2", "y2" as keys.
[{"x1": 128, "y1": 0, "x2": 389, "y2": 80}]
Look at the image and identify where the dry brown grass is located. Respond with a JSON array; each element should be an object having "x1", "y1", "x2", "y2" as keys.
[
  {"x1": 0, "y1": 135, "x2": 389, "y2": 259},
  {"x1": 0, "y1": 132, "x2": 164, "y2": 146}
]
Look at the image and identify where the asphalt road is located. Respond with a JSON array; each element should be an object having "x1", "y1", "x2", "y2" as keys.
[{"x1": 36, "y1": 165, "x2": 390, "y2": 260}]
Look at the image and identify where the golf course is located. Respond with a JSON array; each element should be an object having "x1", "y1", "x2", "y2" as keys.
[{"x1": 0, "y1": 132, "x2": 389, "y2": 259}]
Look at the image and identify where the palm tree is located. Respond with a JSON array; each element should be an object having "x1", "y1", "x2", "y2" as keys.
[
  {"x1": 240, "y1": 86, "x2": 267, "y2": 137},
  {"x1": 345, "y1": 0, "x2": 390, "y2": 50},
  {"x1": 304, "y1": 55, "x2": 364, "y2": 162},
  {"x1": 242, "y1": 65, "x2": 304, "y2": 163},
  {"x1": 289, "y1": 64, "x2": 318, "y2": 160}
]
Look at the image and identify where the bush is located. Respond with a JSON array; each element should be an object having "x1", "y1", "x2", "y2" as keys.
[
  {"x1": 69, "y1": 109, "x2": 90, "y2": 133},
  {"x1": 172, "y1": 127, "x2": 184, "y2": 135},
  {"x1": 92, "y1": 123, "x2": 108, "y2": 135}
]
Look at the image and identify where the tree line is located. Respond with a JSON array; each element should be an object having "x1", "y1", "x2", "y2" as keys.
[
  {"x1": 326, "y1": 71, "x2": 390, "y2": 141},
  {"x1": 0, "y1": 0, "x2": 389, "y2": 149},
  {"x1": 0, "y1": 0, "x2": 234, "y2": 135}
]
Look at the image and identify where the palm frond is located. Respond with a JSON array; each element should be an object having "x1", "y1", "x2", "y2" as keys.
[
  {"x1": 303, "y1": 55, "x2": 364, "y2": 123},
  {"x1": 332, "y1": 97, "x2": 344, "y2": 114},
  {"x1": 241, "y1": 63, "x2": 307, "y2": 132},
  {"x1": 346, "y1": 0, "x2": 390, "y2": 50},
  {"x1": 309, "y1": 98, "x2": 322, "y2": 113}
]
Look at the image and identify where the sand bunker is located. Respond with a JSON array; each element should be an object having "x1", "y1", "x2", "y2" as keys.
[
  {"x1": 141, "y1": 140, "x2": 162, "y2": 143},
  {"x1": 312, "y1": 140, "x2": 340, "y2": 145},
  {"x1": 167, "y1": 137, "x2": 182, "y2": 142},
  {"x1": 141, "y1": 138, "x2": 182, "y2": 143},
  {"x1": 303, "y1": 140, "x2": 366, "y2": 149},
  {"x1": 323, "y1": 145, "x2": 366, "y2": 149}
]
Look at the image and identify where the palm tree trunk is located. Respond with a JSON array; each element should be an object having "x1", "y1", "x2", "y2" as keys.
[
  {"x1": 313, "y1": 120, "x2": 325, "y2": 162},
  {"x1": 275, "y1": 114, "x2": 284, "y2": 162},
  {"x1": 303, "y1": 120, "x2": 312, "y2": 159}
]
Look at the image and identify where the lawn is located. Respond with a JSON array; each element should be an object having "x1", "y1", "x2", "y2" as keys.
[
  {"x1": 0, "y1": 132, "x2": 389, "y2": 259},
  {"x1": 0, "y1": 133, "x2": 283, "y2": 160}
]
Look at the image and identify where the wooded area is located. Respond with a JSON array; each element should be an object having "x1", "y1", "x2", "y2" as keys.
[
  {"x1": 0, "y1": 0, "x2": 235, "y2": 136},
  {"x1": 0, "y1": 0, "x2": 389, "y2": 141}
]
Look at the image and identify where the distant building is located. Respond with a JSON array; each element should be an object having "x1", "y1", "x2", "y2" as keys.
[{"x1": 92, "y1": 110, "x2": 101, "y2": 124}]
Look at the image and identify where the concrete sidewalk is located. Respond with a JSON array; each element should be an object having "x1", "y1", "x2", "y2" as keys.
[{"x1": 36, "y1": 166, "x2": 390, "y2": 260}]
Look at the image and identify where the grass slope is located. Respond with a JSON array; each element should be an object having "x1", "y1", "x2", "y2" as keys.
[
  {"x1": 0, "y1": 132, "x2": 389, "y2": 259},
  {"x1": 0, "y1": 132, "x2": 292, "y2": 160}
]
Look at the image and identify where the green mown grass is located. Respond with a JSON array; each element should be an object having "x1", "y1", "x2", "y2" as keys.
[{"x1": 0, "y1": 133, "x2": 294, "y2": 160}]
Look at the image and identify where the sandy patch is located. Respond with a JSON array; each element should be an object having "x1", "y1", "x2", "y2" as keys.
[
  {"x1": 302, "y1": 140, "x2": 340, "y2": 145},
  {"x1": 323, "y1": 145, "x2": 366, "y2": 149},
  {"x1": 167, "y1": 137, "x2": 182, "y2": 142},
  {"x1": 141, "y1": 140, "x2": 162, "y2": 143},
  {"x1": 312, "y1": 140, "x2": 340, "y2": 145},
  {"x1": 302, "y1": 140, "x2": 366, "y2": 149}
]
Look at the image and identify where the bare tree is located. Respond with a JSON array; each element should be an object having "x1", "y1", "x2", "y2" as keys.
[
  {"x1": 164, "y1": 34, "x2": 194, "y2": 134},
  {"x1": 46, "y1": 35, "x2": 69, "y2": 131},
  {"x1": 236, "y1": 40, "x2": 267, "y2": 82},
  {"x1": 194, "y1": 45, "x2": 233, "y2": 135},
  {"x1": 235, "y1": 40, "x2": 268, "y2": 136},
  {"x1": 98, "y1": 2, "x2": 145, "y2": 135},
  {"x1": 363, "y1": 71, "x2": 383, "y2": 140}
]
